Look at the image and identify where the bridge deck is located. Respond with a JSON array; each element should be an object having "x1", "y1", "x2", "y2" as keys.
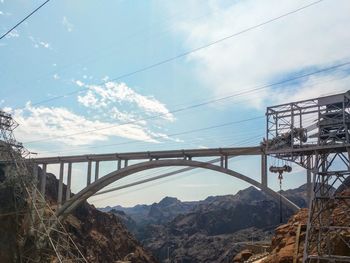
[{"x1": 30, "y1": 146, "x2": 262, "y2": 164}]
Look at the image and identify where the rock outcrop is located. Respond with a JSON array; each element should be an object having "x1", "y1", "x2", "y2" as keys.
[
  {"x1": 44, "y1": 172, "x2": 157, "y2": 263},
  {"x1": 0, "y1": 165, "x2": 158, "y2": 263},
  {"x1": 261, "y1": 188, "x2": 350, "y2": 263}
]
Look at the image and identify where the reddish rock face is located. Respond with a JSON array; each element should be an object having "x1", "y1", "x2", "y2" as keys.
[
  {"x1": 233, "y1": 249, "x2": 253, "y2": 262},
  {"x1": 260, "y1": 189, "x2": 350, "y2": 263}
]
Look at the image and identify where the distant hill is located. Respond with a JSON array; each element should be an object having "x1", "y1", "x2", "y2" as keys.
[{"x1": 101, "y1": 184, "x2": 308, "y2": 262}]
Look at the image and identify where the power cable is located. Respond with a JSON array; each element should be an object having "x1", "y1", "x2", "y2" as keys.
[
  {"x1": 23, "y1": 60, "x2": 349, "y2": 145},
  {"x1": 19, "y1": 0, "x2": 324, "y2": 109},
  {"x1": 0, "y1": 0, "x2": 51, "y2": 40},
  {"x1": 35, "y1": 116, "x2": 264, "y2": 154},
  {"x1": 90, "y1": 135, "x2": 262, "y2": 203}
]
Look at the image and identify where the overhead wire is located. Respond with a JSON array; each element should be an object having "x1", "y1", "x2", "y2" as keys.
[
  {"x1": 88, "y1": 112, "x2": 321, "y2": 200},
  {"x1": 90, "y1": 134, "x2": 262, "y2": 204},
  {"x1": 36, "y1": 115, "x2": 264, "y2": 155},
  {"x1": 23, "y1": 59, "x2": 350, "y2": 145},
  {"x1": 24, "y1": 4, "x2": 225, "y2": 87},
  {"x1": 17, "y1": 0, "x2": 325, "y2": 109},
  {"x1": 91, "y1": 130, "x2": 264, "y2": 186},
  {"x1": 0, "y1": 0, "x2": 51, "y2": 40}
]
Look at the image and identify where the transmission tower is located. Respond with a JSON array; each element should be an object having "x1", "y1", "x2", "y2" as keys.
[
  {"x1": 0, "y1": 110, "x2": 87, "y2": 262},
  {"x1": 264, "y1": 91, "x2": 350, "y2": 262}
]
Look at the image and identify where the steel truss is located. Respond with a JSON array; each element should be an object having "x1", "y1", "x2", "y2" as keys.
[
  {"x1": 265, "y1": 91, "x2": 350, "y2": 262},
  {"x1": 0, "y1": 110, "x2": 87, "y2": 262}
]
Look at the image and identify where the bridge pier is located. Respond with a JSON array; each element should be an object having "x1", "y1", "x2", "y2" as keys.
[
  {"x1": 87, "y1": 160, "x2": 92, "y2": 186},
  {"x1": 40, "y1": 163, "x2": 47, "y2": 196},
  {"x1": 66, "y1": 162, "x2": 72, "y2": 201},
  {"x1": 261, "y1": 154, "x2": 267, "y2": 187},
  {"x1": 220, "y1": 156, "x2": 228, "y2": 169},
  {"x1": 58, "y1": 162, "x2": 64, "y2": 208},
  {"x1": 95, "y1": 161, "x2": 100, "y2": 181}
]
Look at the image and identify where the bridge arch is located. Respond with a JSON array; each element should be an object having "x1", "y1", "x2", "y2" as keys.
[{"x1": 57, "y1": 159, "x2": 300, "y2": 219}]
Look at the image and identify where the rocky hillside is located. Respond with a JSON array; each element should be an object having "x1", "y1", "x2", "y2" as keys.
[
  {"x1": 44, "y1": 172, "x2": 157, "y2": 263},
  {"x1": 0, "y1": 165, "x2": 158, "y2": 263},
  {"x1": 261, "y1": 188, "x2": 350, "y2": 263},
  {"x1": 104, "y1": 185, "x2": 308, "y2": 262}
]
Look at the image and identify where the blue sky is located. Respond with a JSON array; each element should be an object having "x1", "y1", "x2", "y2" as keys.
[{"x1": 1, "y1": 0, "x2": 350, "y2": 207}]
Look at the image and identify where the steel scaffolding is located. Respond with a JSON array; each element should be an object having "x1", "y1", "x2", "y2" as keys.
[
  {"x1": 0, "y1": 110, "x2": 87, "y2": 262},
  {"x1": 264, "y1": 91, "x2": 350, "y2": 262}
]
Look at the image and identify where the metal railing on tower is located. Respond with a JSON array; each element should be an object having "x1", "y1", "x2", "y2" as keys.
[{"x1": 264, "y1": 91, "x2": 350, "y2": 262}]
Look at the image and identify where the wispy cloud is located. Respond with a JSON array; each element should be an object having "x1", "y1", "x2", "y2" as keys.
[
  {"x1": 29, "y1": 36, "x2": 51, "y2": 49},
  {"x1": 164, "y1": 0, "x2": 350, "y2": 108},
  {"x1": 77, "y1": 81, "x2": 175, "y2": 121},
  {"x1": 0, "y1": 10, "x2": 11, "y2": 15},
  {"x1": 5, "y1": 29, "x2": 19, "y2": 38},
  {"x1": 62, "y1": 16, "x2": 73, "y2": 32},
  {"x1": 6, "y1": 103, "x2": 161, "y2": 147}
]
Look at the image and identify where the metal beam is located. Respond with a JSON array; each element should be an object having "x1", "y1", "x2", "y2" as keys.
[
  {"x1": 261, "y1": 154, "x2": 267, "y2": 187},
  {"x1": 306, "y1": 158, "x2": 312, "y2": 204}
]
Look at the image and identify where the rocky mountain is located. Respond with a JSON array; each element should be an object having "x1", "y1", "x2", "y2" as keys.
[
  {"x1": 103, "y1": 185, "x2": 309, "y2": 262},
  {"x1": 103, "y1": 196, "x2": 197, "y2": 226}
]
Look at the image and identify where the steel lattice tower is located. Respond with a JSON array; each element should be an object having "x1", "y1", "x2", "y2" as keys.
[
  {"x1": 0, "y1": 110, "x2": 87, "y2": 262},
  {"x1": 264, "y1": 91, "x2": 350, "y2": 262}
]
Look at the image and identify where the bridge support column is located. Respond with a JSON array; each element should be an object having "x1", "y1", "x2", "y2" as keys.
[
  {"x1": 66, "y1": 162, "x2": 72, "y2": 201},
  {"x1": 87, "y1": 160, "x2": 92, "y2": 185},
  {"x1": 117, "y1": 159, "x2": 122, "y2": 170},
  {"x1": 261, "y1": 154, "x2": 267, "y2": 187},
  {"x1": 33, "y1": 164, "x2": 38, "y2": 181},
  {"x1": 124, "y1": 159, "x2": 128, "y2": 167},
  {"x1": 58, "y1": 162, "x2": 64, "y2": 208},
  {"x1": 95, "y1": 161, "x2": 100, "y2": 181},
  {"x1": 40, "y1": 163, "x2": 47, "y2": 196}
]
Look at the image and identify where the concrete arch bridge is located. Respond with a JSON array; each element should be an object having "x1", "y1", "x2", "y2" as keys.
[{"x1": 29, "y1": 146, "x2": 301, "y2": 219}]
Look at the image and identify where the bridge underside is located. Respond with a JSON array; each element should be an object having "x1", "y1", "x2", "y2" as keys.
[{"x1": 56, "y1": 159, "x2": 300, "y2": 219}]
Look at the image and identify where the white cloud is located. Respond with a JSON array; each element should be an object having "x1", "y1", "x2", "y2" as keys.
[
  {"x1": 29, "y1": 36, "x2": 51, "y2": 49},
  {"x1": 62, "y1": 16, "x2": 73, "y2": 32},
  {"x1": 0, "y1": 10, "x2": 11, "y2": 16},
  {"x1": 77, "y1": 81, "x2": 175, "y2": 121},
  {"x1": 5, "y1": 29, "x2": 19, "y2": 38},
  {"x1": 53, "y1": 74, "x2": 59, "y2": 80},
  {"x1": 7, "y1": 103, "x2": 161, "y2": 147},
  {"x1": 75, "y1": 80, "x2": 85, "y2": 87},
  {"x1": 39, "y1": 41, "x2": 50, "y2": 49},
  {"x1": 164, "y1": 0, "x2": 350, "y2": 108}
]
